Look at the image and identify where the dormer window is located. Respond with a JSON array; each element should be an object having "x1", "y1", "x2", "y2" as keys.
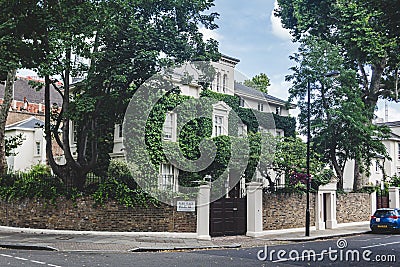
[{"x1": 258, "y1": 103, "x2": 264, "y2": 112}]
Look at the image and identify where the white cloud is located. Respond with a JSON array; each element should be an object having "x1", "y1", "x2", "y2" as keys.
[
  {"x1": 198, "y1": 27, "x2": 223, "y2": 42},
  {"x1": 270, "y1": 0, "x2": 292, "y2": 41}
]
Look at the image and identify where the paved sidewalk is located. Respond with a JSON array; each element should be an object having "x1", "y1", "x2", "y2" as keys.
[
  {"x1": 213, "y1": 222, "x2": 371, "y2": 248},
  {"x1": 0, "y1": 222, "x2": 371, "y2": 252}
]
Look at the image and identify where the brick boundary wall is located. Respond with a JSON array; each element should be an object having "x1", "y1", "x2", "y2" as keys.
[
  {"x1": 263, "y1": 193, "x2": 316, "y2": 230},
  {"x1": 0, "y1": 197, "x2": 197, "y2": 233},
  {"x1": 336, "y1": 193, "x2": 371, "y2": 223}
]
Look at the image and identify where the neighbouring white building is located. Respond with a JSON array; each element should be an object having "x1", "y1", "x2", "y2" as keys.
[
  {"x1": 342, "y1": 121, "x2": 400, "y2": 190},
  {"x1": 5, "y1": 117, "x2": 46, "y2": 171}
]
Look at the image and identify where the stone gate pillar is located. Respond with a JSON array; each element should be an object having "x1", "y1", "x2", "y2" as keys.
[
  {"x1": 246, "y1": 182, "x2": 263, "y2": 237},
  {"x1": 197, "y1": 183, "x2": 211, "y2": 240},
  {"x1": 316, "y1": 179, "x2": 338, "y2": 230},
  {"x1": 389, "y1": 187, "x2": 400, "y2": 208}
]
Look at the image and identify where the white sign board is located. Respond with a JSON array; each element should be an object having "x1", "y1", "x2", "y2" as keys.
[{"x1": 177, "y1": 201, "x2": 196, "y2": 212}]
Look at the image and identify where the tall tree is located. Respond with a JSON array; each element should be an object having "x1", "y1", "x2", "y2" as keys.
[
  {"x1": 243, "y1": 73, "x2": 271, "y2": 93},
  {"x1": 286, "y1": 36, "x2": 389, "y2": 189},
  {"x1": 27, "y1": 0, "x2": 219, "y2": 189},
  {"x1": 276, "y1": 0, "x2": 399, "y2": 189}
]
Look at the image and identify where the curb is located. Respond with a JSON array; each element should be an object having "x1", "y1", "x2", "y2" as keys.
[
  {"x1": 129, "y1": 243, "x2": 241, "y2": 252},
  {"x1": 0, "y1": 243, "x2": 58, "y2": 251},
  {"x1": 270, "y1": 230, "x2": 371, "y2": 242}
]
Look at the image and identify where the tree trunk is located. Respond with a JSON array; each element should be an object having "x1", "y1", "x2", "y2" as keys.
[
  {"x1": 353, "y1": 159, "x2": 363, "y2": 191},
  {"x1": 331, "y1": 155, "x2": 343, "y2": 190},
  {"x1": 0, "y1": 69, "x2": 16, "y2": 174}
]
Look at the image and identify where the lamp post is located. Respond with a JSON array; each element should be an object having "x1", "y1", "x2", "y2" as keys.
[{"x1": 305, "y1": 70, "x2": 340, "y2": 237}]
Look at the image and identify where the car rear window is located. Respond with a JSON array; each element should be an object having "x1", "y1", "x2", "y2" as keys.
[{"x1": 374, "y1": 210, "x2": 395, "y2": 217}]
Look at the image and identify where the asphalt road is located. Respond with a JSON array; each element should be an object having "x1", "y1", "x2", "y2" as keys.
[{"x1": 0, "y1": 233, "x2": 399, "y2": 267}]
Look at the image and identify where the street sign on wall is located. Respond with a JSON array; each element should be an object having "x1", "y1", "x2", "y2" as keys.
[{"x1": 177, "y1": 201, "x2": 196, "y2": 212}]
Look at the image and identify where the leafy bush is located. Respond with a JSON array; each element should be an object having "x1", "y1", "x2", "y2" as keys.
[
  {"x1": 24, "y1": 164, "x2": 52, "y2": 177},
  {"x1": 0, "y1": 174, "x2": 64, "y2": 202},
  {"x1": 92, "y1": 178, "x2": 158, "y2": 207},
  {"x1": 107, "y1": 160, "x2": 137, "y2": 189}
]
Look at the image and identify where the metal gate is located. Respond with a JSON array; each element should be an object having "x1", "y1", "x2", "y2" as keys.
[{"x1": 209, "y1": 197, "x2": 246, "y2": 237}]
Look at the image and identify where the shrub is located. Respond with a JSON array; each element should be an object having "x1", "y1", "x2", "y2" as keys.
[
  {"x1": 107, "y1": 160, "x2": 137, "y2": 189},
  {"x1": 92, "y1": 178, "x2": 158, "y2": 207}
]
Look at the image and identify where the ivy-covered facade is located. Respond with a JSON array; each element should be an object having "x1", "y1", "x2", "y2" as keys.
[{"x1": 113, "y1": 55, "x2": 296, "y2": 196}]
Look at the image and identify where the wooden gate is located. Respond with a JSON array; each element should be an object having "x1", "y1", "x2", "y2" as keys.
[
  {"x1": 209, "y1": 197, "x2": 246, "y2": 237},
  {"x1": 376, "y1": 192, "x2": 389, "y2": 209}
]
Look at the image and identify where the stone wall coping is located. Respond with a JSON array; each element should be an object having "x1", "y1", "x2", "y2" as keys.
[{"x1": 0, "y1": 225, "x2": 198, "y2": 239}]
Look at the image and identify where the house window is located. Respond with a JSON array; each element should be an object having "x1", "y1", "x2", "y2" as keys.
[
  {"x1": 376, "y1": 160, "x2": 380, "y2": 173},
  {"x1": 118, "y1": 124, "x2": 123, "y2": 138},
  {"x1": 276, "y1": 107, "x2": 281, "y2": 115},
  {"x1": 398, "y1": 143, "x2": 400, "y2": 160},
  {"x1": 258, "y1": 103, "x2": 264, "y2": 111},
  {"x1": 35, "y1": 141, "x2": 41, "y2": 156},
  {"x1": 160, "y1": 163, "x2": 175, "y2": 191},
  {"x1": 72, "y1": 121, "x2": 78, "y2": 144},
  {"x1": 238, "y1": 124, "x2": 246, "y2": 137},
  {"x1": 163, "y1": 113, "x2": 174, "y2": 140},
  {"x1": 214, "y1": 115, "x2": 224, "y2": 137},
  {"x1": 239, "y1": 97, "x2": 245, "y2": 107},
  {"x1": 216, "y1": 73, "x2": 221, "y2": 92},
  {"x1": 222, "y1": 74, "x2": 228, "y2": 93}
]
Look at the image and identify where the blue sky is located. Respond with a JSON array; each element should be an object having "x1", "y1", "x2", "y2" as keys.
[{"x1": 201, "y1": 0, "x2": 400, "y2": 122}]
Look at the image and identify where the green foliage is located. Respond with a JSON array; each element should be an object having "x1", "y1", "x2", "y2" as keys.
[
  {"x1": 24, "y1": 164, "x2": 52, "y2": 177},
  {"x1": 355, "y1": 186, "x2": 377, "y2": 194},
  {"x1": 285, "y1": 35, "x2": 390, "y2": 189},
  {"x1": 243, "y1": 73, "x2": 271, "y2": 93},
  {"x1": 92, "y1": 178, "x2": 158, "y2": 208},
  {"x1": 277, "y1": 0, "x2": 399, "y2": 190},
  {"x1": 312, "y1": 169, "x2": 334, "y2": 188},
  {"x1": 5, "y1": 0, "x2": 220, "y2": 187},
  {"x1": 273, "y1": 114, "x2": 296, "y2": 137},
  {"x1": 5, "y1": 134, "x2": 25, "y2": 156},
  {"x1": 0, "y1": 165, "x2": 63, "y2": 202},
  {"x1": 389, "y1": 175, "x2": 400, "y2": 188},
  {"x1": 107, "y1": 159, "x2": 137, "y2": 189}
]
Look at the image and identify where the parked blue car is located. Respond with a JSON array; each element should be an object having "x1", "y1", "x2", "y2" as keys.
[{"x1": 370, "y1": 208, "x2": 400, "y2": 233}]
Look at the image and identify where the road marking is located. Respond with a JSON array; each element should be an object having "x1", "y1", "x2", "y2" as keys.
[
  {"x1": 0, "y1": 253, "x2": 63, "y2": 267},
  {"x1": 272, "y1": 252, "x2": 330, "y2": 263},
  {"x1": 14, "y1": 256, "x2": 28, "y2": 261},
  {"x1": 361, "y1": 241, "x2": 400, "y2": 249},
  {"x1": 31, "y1": 260, "x2": 46, "y2": 264}
]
